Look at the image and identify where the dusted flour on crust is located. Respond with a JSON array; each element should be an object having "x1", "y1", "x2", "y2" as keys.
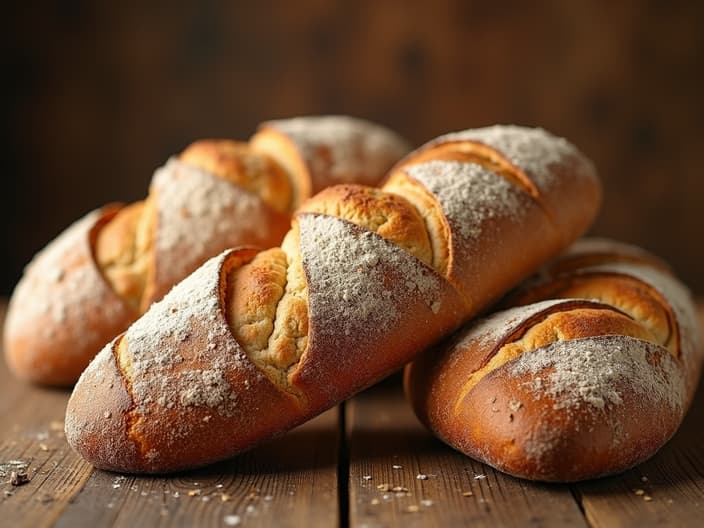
[
  {"x1": 299, "y1": 214, "x2": 444, "y2": 340},
  {"x1": 510, "y1": 335, "x2": 685, "y2": 413},
  {"x1": 404, "y1": 160, "x2": 530, "y2": 245},
  {"x1": 400, "y1": 159, "x2": 555, "y2": 308},
  {"x1": 261, "y1": 116, "x2": 411, "y2": 192},
  {"x1": 4, "y1": 206, "x2": 136, "y2": 382},
  {"x1": 433, "y1": 125, "x2": 597, "y2": 194},
  {"x1": 148, "y1": 158, "x2": 287, "y2": 304},
  {"x1": 123, "y1": 250, "x2": 257, "y2": 418}
]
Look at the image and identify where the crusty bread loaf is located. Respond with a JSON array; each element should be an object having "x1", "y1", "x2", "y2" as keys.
[
  {"x1": 405, "y1": 239, "x2": 702, "y2": 482},
  {"x1": 66, "y1": 125, "x2": 601, "y2": 473},
  {"x1": 4, "y1": 116, "x2": 410, "y2": 386}
]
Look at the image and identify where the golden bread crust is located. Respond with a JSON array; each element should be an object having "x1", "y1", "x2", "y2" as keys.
[
  {"x1": 405, "y1": 241, "x2": 700, "y2": 482},
  {"x1": 66, "y1": 125, "x2": 602, "y2": 472},
  {"x1": 180, "y1": 139, "x2": 293, "y2": 213},
  {"x1": 299, "y1": 184, "x2": 433, "y2": 268},
  {"x1": 252, "y1": 115, "x2": 411, "y2": 209},
  {"x1": 7, "y1": 116, "x2": 410, "y2": 386},
  {"x1": 95, "y1": 201, "x2": 152, "y2": 310},
  {"x1": 4, "y1": 206, "x2": 138, "y2": 385}
]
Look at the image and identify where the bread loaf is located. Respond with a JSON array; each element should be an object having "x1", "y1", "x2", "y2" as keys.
[
  {"x1": 405, "y1": 238, "x2": 702, "y2": 481},
  {"x1": 65, "y1": 125, "x2": 601, "y2": 473},
  {"x1": 4, "y1": 116, "x2": 409, "y2": 386}
]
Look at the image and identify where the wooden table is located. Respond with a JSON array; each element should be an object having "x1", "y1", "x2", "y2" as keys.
[{"x1": 1, "y1": 302, "x2": 703, "y2": 527}]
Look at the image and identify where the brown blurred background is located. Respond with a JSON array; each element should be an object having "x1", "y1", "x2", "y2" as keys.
[{"x1": 2, "y1": 1, "x2": 703, "y2": 295}]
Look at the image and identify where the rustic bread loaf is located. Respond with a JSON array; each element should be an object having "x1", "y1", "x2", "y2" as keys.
[
  {"x1": 4, "y1": 116, "x2": 409, "y2": 386},
  {"x1": 65, "y1": 125, "x2": 601, "y2": 473},
  {"x1": 405, "y1": 239, "x2": 702, "y2": 481}
]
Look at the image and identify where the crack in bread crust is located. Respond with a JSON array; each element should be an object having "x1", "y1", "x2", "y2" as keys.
[
  {"x1": 453, "y1": 306, "x2": 659, "y2": 415},
  {"x1": 382, "y1": 174, "x2": 450, "y2": 276},
  {"x1": 180, "y1": 140, "x2": 293, "y2": 213},
  {"x1": 401, "y1": 142, "x2": 541, "y2": 202},
  {"x1": 512, "y1": 273, "x2": 676, "y2": 354},
  {"x1": 113, "y1": 334, "x2": 148, "y2": 464},
  {"x1": 224, "y1": 184, "x2": 447, "y2": 394},
  {"x1": 95, "y1": 201, "x2": 154, "y2": 310},
  {"x1": 299, "y1": 184, "x2": 435, "y2": 269},
  {"x1": 94, "y1": 141, "x2": 291, "y2": 312}
]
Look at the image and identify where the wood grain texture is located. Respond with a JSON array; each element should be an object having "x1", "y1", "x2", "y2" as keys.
[
  {"x1": 53, "y1": 407, "x2": 340, "y2": 528},
  {"x1": 346, "y1": 380, "x2": 588, "y2": 528},
  {"x1": 1, "y1": 300, "x2": 703, "y2": 526},
  {"x1": 0, "y1": 300, "x2": 93, "y2": 528}
]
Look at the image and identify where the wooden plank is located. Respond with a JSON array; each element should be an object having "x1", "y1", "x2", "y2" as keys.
[
  {"x1": 53, "y1": 403, "x2": 340, "y2": 528},
  {"x1": 0, "y1": 302, "x2": 94, "y2": 528},
  {"x1": 573, "y1": 302, "x2": 704, "y2": 527},
  {"x1": 346, "y1": 378, "x2": 588, "y2": 528}
]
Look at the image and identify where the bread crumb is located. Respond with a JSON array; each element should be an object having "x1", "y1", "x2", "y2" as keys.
[
  {"x1": 377, "y1": 483, "x2": 390, "y2": 491},
  {"x1": 224, "y1": 514, "x2": 241, "y2": 526},
  {"x1": 634, "y1": 489, "x2": 645, "y2": 496},
  {"x1": 362, "y1": 475, "x2": 372, "y2": 481},
  {"x1": 392, "y1": 464, "x2": 402, "y2": 469},
  {"x1": 10, "y1": 471, "x2": 30, "y2": 486},
  {"x1": 416, "y1": 473, "x2": 428, "y2": 480},
  {"x1": 406, "y1": 505, "x2": 420, "y2": 513},
  {"x1": 462, "y1": 491, "x2": 473, "y2": 497},
  {"x1": 421, "y1": 499, "x2": 434, "y2": 507}
]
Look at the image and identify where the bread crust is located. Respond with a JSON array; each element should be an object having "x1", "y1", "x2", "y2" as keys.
[
  {"x1": 6, "y1": 116, "x2": 408, "y2": 386},
  {"x1": 143, "y1": 159, "x2": 290, "y2": 307},
  {"x1": 405, "y1": 241, "x2": 701, "y2": 482},
  {"x1": 4, "y1": 205, "x2": 138, "y2": 385},
  {"x1": 66, "y1": 125, "x2": 602, "y2": 473},
  {"x1": 252, "y1": 115, "x2": 412, "y2": 208}
]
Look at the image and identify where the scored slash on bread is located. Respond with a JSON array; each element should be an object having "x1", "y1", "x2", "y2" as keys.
[
  {"x1": 66, "y1": 125, "x2": 602, "y2": 473},
  {"x1": 405, "y1": 239, "x2": 702, "y2": 482},
  {"x1": 4, "y1": 116, "x2": 410, "y2": 386}
]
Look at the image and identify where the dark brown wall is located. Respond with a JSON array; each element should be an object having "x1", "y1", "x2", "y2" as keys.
[{"x1": 3, "y1": 1, "x2": 704, "y2": 294}]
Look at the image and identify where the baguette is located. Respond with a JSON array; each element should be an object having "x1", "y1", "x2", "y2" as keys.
[
  {"x1": 4, "y1": 116, "x2": 409, "y2": 386},
  {"x1": 405, "y1": 239, "x2": 703, "y2": 481},
  {"x1": 66, "y1": 125, "x2": 601, "y2": 473}
]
